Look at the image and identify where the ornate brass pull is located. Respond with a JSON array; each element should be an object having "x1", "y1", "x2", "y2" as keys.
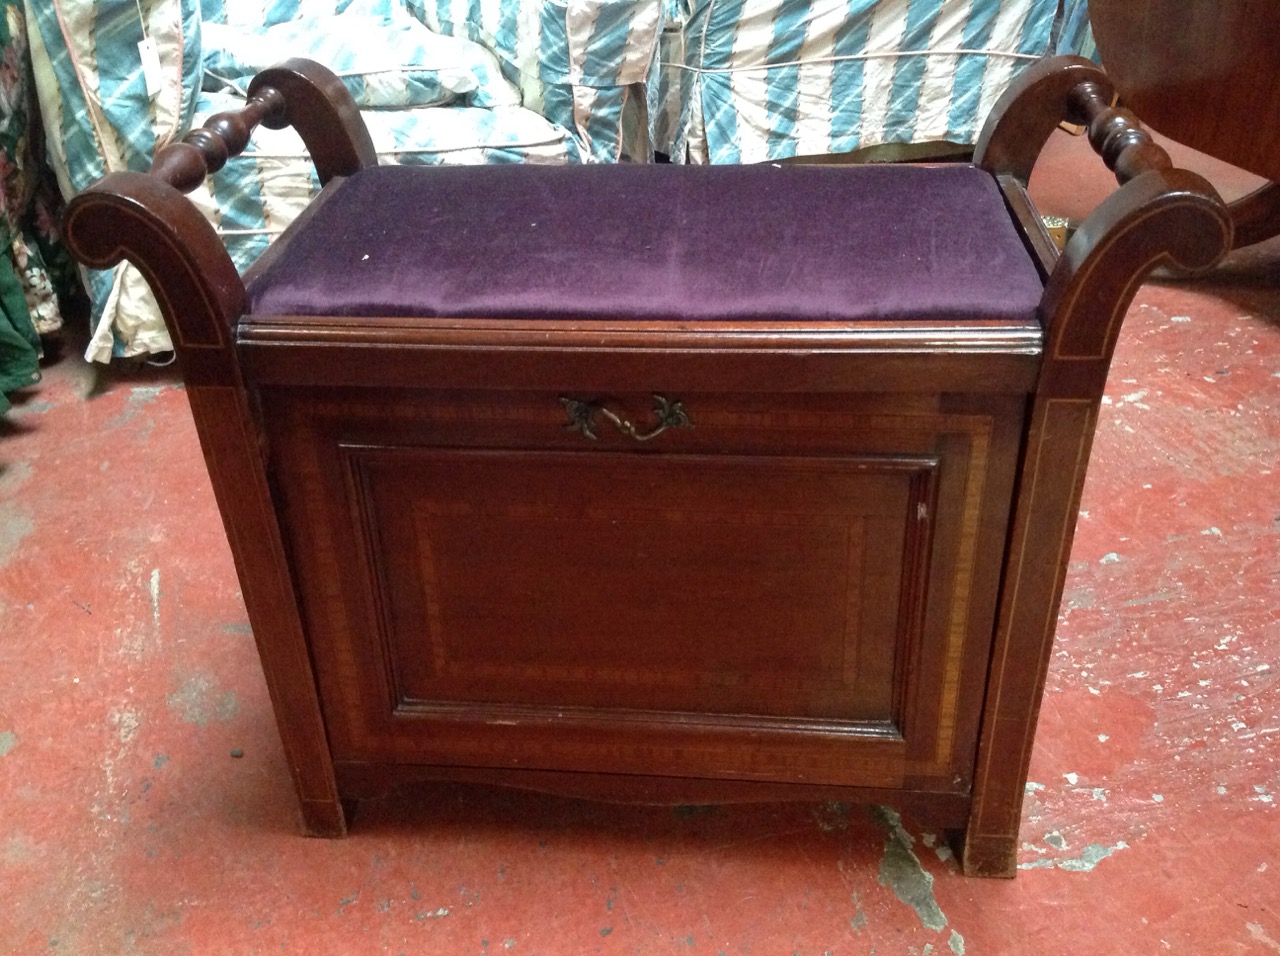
[{"x1": 560, "y1": 394, "x2": 693, "y2": 442}]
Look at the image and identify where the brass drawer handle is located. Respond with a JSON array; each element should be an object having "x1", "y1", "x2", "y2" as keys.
[{"x1": 560, "y1": 394, "x2": 693, "y2": 442}]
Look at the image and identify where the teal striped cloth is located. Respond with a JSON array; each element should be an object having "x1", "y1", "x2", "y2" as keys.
[
  {"x1": 1055, "y1": 0, "x2": 1097, "y2": 62},
  {"x1": 203, "y1": 14, "x2": 522, "y2": 109},
  {"x1": 406, "y1": 0, "x2": 662, "y2": 163},
  {"x1": 657, "y1": 0, "x2": 1058, "y2": 163},
  {"x1": 27, "y1": 0, "x2": 205, "y2": 360}
]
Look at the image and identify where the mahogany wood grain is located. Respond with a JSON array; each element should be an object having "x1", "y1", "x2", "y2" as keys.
[
  {"x1": 59, "y1": 65, "x2": 380, "y2": 838},
  {"x1": 1068, "y1": 82, "x2": 1172, "y2": 186},
  {"x1": 150, "y1": 88, "x2": 287, "y2": 193},
  {"x1": 185, "y1": 386, "x2": 346, "y2": 836},
  {"x1": 236, "y1": 318, "x2": 1044, "y2": 394},
  {"x1": 262, "y1": 385, "x2": 1022, "y2": 799},
  {"x1": 333, "y1": 762, "x2": 974, "y2": 826},
  {"x1": 62, "y1": 56, "x2": 1237, "y2": 875}
]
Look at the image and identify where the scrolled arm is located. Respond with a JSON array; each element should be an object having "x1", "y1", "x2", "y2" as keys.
[
  {"x1": 1037, "y1": 168, "x2": 1232, "y2": 395},
  {"x1": 980, "y1": 55, "x2": 1231, "y2": 377},
  {"x1": 63, "y1": 172, "x2": 245, "y2": 380},
  {"x1": 975, "y1": 55, "x2": 1113, "y2": 184},
  {"x1": 249, "y1": 58, "x2": 378, "y2": 184},
  {"x1": 978, "y1": 54, "x2": 1185, "y2": 193},
  {"x1": 63, "y1": 59, "x2": 377, "y2": 382}
]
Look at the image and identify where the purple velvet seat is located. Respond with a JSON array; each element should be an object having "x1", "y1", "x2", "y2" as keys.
[{"x1": 246, "y1": 163, "x2": 1044, "y2": 325}]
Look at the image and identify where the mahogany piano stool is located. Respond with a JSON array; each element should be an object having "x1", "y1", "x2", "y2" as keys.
[{"x1": 64, "y1": 55, "x2": 1234, "y2": 877}]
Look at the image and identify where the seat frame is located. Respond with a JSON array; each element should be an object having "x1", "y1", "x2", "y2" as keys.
[{"x1": 64, "y1": 56, "x2": 1232, "y2": 877}]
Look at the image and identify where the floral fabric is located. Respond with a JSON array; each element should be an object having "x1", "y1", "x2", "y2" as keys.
[{"x1": 0, "y1": 0, "x2": 70, "y2": 413}]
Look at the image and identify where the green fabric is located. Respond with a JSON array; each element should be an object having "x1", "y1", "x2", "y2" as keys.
[
  {"x1": 0, "y1": 0, "x2": 76, "y2": 410},
  {"x1": 0, "y1": 0, "x2": 36, "y2": 411},
  {"x1": 0, "y1": 254, "x2": 38, "y2": 413}
]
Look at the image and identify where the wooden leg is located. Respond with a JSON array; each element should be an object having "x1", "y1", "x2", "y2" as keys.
[
  {"x1": 189, "y1": 387, "x2": 344, "y2": 836},
  {"x1": 949, "y1": 828, "x2": 1017, "y2": 878},
  {"x1": 302, "y1": 798, "x2": 350, "y2": 838},
  {"x1": 963, "y1": 399, "x2": 1100, "y2": 880},
  {"x1": 962, "y1": 163, "x2": 1230, "y2": 877}
]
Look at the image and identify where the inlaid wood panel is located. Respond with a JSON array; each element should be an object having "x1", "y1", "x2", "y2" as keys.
[
  {"x1": 264, "y1": 387, "x2": 1023, "y2": 792},
  {"x1": 356, "y1": 448, "x2": 933, "y2": 722}
]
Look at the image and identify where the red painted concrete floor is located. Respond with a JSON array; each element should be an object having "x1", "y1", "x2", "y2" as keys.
[{"x1": 2, "y1": 134, "x2": 1278, "y2": 954}]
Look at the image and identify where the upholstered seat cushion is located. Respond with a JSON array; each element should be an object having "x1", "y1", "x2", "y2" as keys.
[{"x1": 246, "y1": 163, "x2": 1044, "y2": 325}]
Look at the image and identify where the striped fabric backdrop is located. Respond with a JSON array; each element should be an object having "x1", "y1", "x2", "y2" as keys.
[
  {"x1": 407, "y1": 0, "x2": 662, "y2": 161},
  {"x1": 1055, "y1": 0, "x2": 1096, "y2": 61},
  {"x1": 658, "y1": 0, "x2": 1057, "y2": 163},
  {"x1": 26, "y1": 0, "x2": 204, "y2": 360},
  {"x1": 208, "y1": 0, "x2": 402, "y2": 27},
  {"x1": 202, "y1": 10, "x2": 524, "y2": 109}
]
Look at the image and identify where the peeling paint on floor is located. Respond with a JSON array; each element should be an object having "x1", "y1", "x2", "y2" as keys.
[
  {"x1": 0, "y1": 730, "x2": 16, "y2": 757},
  {"x1": 104, "y1": 384, "x2": 171, "y2": 429},
  {"x1": 2, "y1": 834, "x2": 37, "y2": 865},
  {"x1": 165, "y1": 673, "x2": 239, "y2": 726},
  {"x1": 0, "y1": 504, "x2": 33, "y2": 566},
  {"x1": 871, "y1": 807, "x2": 947, "y2": 932},
  {"x1": 849, "y1": 901, "x2": 868, "y2": 932},
  {"x1": 149, "y1": 568, "x2": 162, "y2": 629},
  {"x1": 1248, "y1": 922, "x2": 1280, "y2": 953},
  {"x1": 1020, "y1": 841, "x2": 1129, "y2": 872}
]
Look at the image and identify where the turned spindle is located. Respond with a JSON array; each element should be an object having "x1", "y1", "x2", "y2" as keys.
[
  {"x1": 1069, "y1": 81, "x2": 1173, "y2": 185},
  {"x1": 149, "y1": 88, "x2": 287, "y2": 194}
]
